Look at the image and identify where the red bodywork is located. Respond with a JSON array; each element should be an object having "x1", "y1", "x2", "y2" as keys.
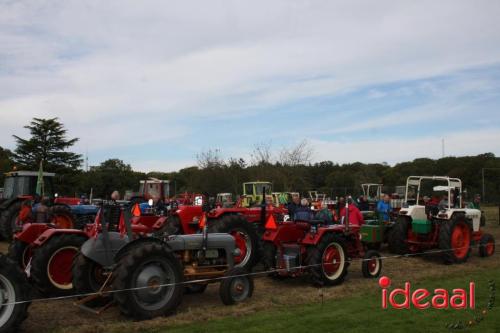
[
  {"x1": 173, "y1": 204, "x2": 287, "y2": 235},
  {"x1": 262, "y1": 220, "x2": 366, "y2": 277}
]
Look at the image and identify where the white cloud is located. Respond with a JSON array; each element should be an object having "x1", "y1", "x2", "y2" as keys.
[
  {"x1": 1, "y1": 0, "x2": 500, "y2": 168},
  {"x1": 310, "y1": 129, "x2": 500, "y2": 165}
]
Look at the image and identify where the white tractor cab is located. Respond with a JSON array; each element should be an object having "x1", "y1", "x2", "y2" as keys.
[
  {"x1": 361, "y1": 183, "x2": 382, "y2": 201},
  {"x1": 388, "y1": 176, "x2": 495, "y2": 264}
]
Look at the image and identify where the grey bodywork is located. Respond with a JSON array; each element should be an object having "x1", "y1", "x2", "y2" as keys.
[{"x1": 81, "y1": 232, "x2": 237, "y2": 268}]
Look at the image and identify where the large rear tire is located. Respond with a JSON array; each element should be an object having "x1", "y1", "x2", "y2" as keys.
[
  {"x1": 30, "y1": 233, "x2": 87, "y2": 296},
  {"x1": 209, "y1": 215, "x2": 259, "y2": 271},
  {"x1": 7, "y1": 240, "x2": 32, "y2": 269},
  {"x1": 0, "y1": 201, "x2": 23, "y2": 240},
  {"x1": 112, "y1": 241, "x2": 184, "y2": 320},
  {"x1": 439, "y1": 214, "x2": 472, "y2": 264},
  {"x1": 0, "y1": 255, "x2": 30, "y2": 332},
  {"x1": 308, "y1": 233, "x2": 348, "y2": 286},
  {"x1": 387, "y1": 216, "x2": 411, "y2": 254}
]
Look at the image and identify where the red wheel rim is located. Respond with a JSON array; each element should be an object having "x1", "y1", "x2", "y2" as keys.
[
  {"x1": 47, "y1": 247, "x2": 78, "y2": 289},
  {"x1": 322, "y1": 243, "x2": 343, "y2": 277},
  {"x1": 368, "y1": 257, "x2": 379, "y2": 274},
  {"x1": 230, "y1": 230, "x2": 250, "y2": 266},
  {"x1": 485, "y1": 240, "x2": 495, "y2": 256},
  {"x1": 52, "y1": 215, "x2": 74, "y2": 229},
  {"x1": 451, "y1": 222, "x2": 470, "y2": 259}
]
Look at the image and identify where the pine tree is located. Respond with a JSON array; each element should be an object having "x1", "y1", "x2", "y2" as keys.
[{"x1": 12, "y1": 117, "x2": 82, "y2": 172}]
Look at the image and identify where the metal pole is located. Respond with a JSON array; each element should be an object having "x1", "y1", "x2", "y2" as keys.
[{"x1": 482, "y1": 168, "x2": 485, "y2": 202}]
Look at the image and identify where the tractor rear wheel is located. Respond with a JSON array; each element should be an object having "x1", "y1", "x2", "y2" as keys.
[
  {"x1": 0, "y1": 201, "x2": 23, "y2": 240},
  {"x1": 0, "y1": 255, "x2": 30, "y2": 332},
  {"x1": 388, "y1": 216, "x2": 411, "y2": 254},
  {"x1": 7, "y1": 240, "x2": 32, "y2": 269},
  {"x1": 308, "y1": 233, "x2": 348, "y2": 286},
  {"x1": 209, "y1": 215, "x2": 259, "y2": 271},
  {"x1": 361, "y1": 250, "x2": 382, "y2": 278},
  {"x1": 112, "y1": 241, "x2": 184, "y2": 320},
  {"x1": 439, "y1": 214, "x2": 472, "y2": 264},
  {"x1": 49, "y1": 205, "x2": 76, "y2": 229},
  {"x1": 479, "y1": 233, "x2": 495, "y2": 257},
  {"x1": 30, "y1": 233, "x2": 87, "y2": 296},
  {"x1": 72, "y1": 253, "x2": 109, "y2": 307},
  {"x1": 219, "y1": 267, "x2": 254, "y2": 305}
]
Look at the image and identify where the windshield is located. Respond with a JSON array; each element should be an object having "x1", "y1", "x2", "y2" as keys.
[{"x1": 255, "y1": 183, "x2": 271, "y2": 195}]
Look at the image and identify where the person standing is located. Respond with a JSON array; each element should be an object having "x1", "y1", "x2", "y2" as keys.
[{"x1": 376, "y1": 194, "x2": 392, "y2": 222}]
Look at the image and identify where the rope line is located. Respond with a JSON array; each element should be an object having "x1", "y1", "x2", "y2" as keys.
[{"x1": 0, "y1": 241, "x2": 497, "y2": 307}]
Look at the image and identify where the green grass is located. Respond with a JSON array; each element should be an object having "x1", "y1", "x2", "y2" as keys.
[{"x1": 151, "y1": 269, "x2": 500, "y2": 333}]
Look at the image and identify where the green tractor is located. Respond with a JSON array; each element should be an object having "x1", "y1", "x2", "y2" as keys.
[{"x1": 241, "y1": 181, "x2": 272, "y2": 207}]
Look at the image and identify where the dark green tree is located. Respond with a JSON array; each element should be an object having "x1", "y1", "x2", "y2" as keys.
[{"x1": 12, "y1": 118, "x2": 82, "y2": 173}]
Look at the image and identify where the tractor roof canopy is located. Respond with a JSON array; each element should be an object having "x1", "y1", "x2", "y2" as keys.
[
  {"x1": 4, "y1": 170, "x2": 55, "y2": 178},
  {"x1": 405, "y1": 176, "x2": 463, "y2": 209}
]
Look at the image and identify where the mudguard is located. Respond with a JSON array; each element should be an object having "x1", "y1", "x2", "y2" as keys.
[{"x1": 80, "y1": 232, "x2": 130, "y2": 268}]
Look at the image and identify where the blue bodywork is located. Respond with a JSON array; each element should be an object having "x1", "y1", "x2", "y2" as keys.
[{"x1": 70, "y1": 204, "x2": 99, "y2": 215}]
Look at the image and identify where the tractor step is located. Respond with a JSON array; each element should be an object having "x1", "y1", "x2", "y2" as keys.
[{"x1": 74, "y1": 296, "x2": 114, "y2": 315}]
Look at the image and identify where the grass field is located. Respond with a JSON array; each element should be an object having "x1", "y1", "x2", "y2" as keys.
[{"x1": 151, "y1": 268, "x2": 500, "y2": 333}]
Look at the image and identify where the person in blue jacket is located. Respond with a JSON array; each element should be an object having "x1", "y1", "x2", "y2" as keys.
[{"x1": 376, "y1": 194, "x2": 392, "y2": 222}]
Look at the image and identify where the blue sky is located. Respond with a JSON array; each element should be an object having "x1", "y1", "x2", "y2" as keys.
[{"x1": 1, "y1": 1, "x2": 500, "y2": 171}]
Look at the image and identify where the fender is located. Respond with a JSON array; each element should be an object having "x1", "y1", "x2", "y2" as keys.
[
  {"x1": 33, "y1": 227, "x2": 88, "y2": 247},
  {"x1": 14, "y1": 223, "x2": 52, "y2": 244},
  {"x1": 301, "y1": 224, "x2": 348, "y2": 246},
  {"x1": 80, "y1": 232, "x2": 130, "y2": 268},
  {"x1": 262, "y1": 222, "x2": 307, "y2": 245},
  {"x1": 114, "y1": 236, "x2": 163, "y2": 263},
  {"x1": 176, "y1": 205, "x2": 203, "y2": 234}
]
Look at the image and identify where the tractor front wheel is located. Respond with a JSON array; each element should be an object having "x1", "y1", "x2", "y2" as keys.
[
  {"x1": 112, "y1": 241, "x2": 184, "y2": 320},
  {"x1": 219, "y1": 267, "x2": 254, "y2": 305},
  {"x1": 479, "y1": 233, "x2": 495, "y2": 257},
  {"x1": 361, "y1": 250, "x2": 382, "y2": 278},
  {"x1": 388, "y1": 216, "x2": 411, "y2": 254},
  {"x1": 30, "y1": 234, "x2": 87, "y2": 296},
  {"x1": 209, "y1": 215, "x2": 259, "y2": 271},
  {"x1": 0, "y1": 255, "x2": 30, "y2": 332},
  {"x1": 439, "y1": 214, "x2": 472, "y2": 264},
  {"x1": 72, "y1": 253, "x2": 109, "y2": 307},
  {"x1": 308, "y1": 233, "x2": 348, "y2": 286}
]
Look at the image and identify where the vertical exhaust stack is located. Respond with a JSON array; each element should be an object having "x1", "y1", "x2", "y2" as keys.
[{"x1": 260, "y1": 187, "x2": 267, "y2": 225}]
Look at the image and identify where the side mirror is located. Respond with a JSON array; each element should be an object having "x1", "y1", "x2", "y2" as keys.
[{"x1": 148, "y1": 199, "x2": 154, "y2": 207}]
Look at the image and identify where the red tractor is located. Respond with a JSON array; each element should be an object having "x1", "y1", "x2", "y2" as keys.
[
  {"x1": 388, "y1": 176, "x2": 495, "y2": 263},
  {"x1": 125, "y1": 178, "x2": 171, "y2": 205},
  {"x1": 7, "y1": 202, "x2": 165, "y2": 296},
  {"x1": 0, "y1": 170, "x2": 77, "y2": 239},
  {"x1": 261, "y1": 199, "x2": 382, "y2": 286},
  {"x1": 163, "y1": 193, "x2": 287, "y2": 271}
]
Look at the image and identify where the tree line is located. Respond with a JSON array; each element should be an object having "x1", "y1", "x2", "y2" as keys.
[{"x1": 1, "y1": 118, "x2": 500, "y2": 202}]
